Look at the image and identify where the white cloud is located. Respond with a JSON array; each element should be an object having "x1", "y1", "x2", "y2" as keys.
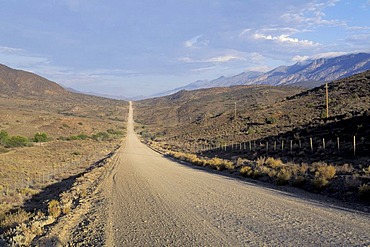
[
  {"x1": 184, "y1": 35, "x2": 209, "y2": 48},
  {"x1": 292, "y1": 51, "x2": 351, "y2": 63},
  {"x1": 178, "y1": 57, "x2": 193, "y2": 62},
  {"x1": 178, "y1": 54, "x2": 246, "y2": 64},
  {"x1": 206, "y1": 55, "x2": 245, "y2": 63},
  {"x1": 0, "y1": 46, "x2": 52, "y2": 69},
  {"x1": 292, "y1": 55, "x2": 310, "y2": 62},
  {"x1": 280, "y1": 0, "x2": 345, "y2": 27},
  {"x1": 246, "y1": 65, "x2": 271, "y2": 73},
  {"x1": 253, "y1": 33, "x2": 319, "y2": 47},
  {"x1": 191, "y1": 66, "x2": 215, "y2": 72},
  {"x1": 0, "y1": 46, "x2": 23, "y2": 54},
  {"x1": 310, "y1": 51, "x2": 351, "y2": 59},
  {"x1": 239, "y1": 28, "x2": 252, "y2": 37}
]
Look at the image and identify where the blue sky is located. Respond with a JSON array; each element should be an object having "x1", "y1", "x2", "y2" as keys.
[{"x1": 1, "y1": 0, "x2": 369, "y2": 97}]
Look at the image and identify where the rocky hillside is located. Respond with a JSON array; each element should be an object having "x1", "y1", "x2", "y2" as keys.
[
  {"x1": 0, "y1": 64, "x2": 68, "y2": 97},
  {"x1": 135, "y1": 70, "x2": 370, "y2": 161}
]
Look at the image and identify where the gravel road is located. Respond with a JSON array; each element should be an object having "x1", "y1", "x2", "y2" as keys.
[{"x1": 104, "y1": 102, "x2": 370, "y2": 246}]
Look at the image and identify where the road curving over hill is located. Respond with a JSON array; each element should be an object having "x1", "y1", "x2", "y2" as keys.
[{"x1": 104, "y1": 101, "x2": 370, "y2": 246}]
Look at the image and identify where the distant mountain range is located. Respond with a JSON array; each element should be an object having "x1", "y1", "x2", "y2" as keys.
[{"x1": 154, "y1": 52, "x2": 370, "y2": 97}]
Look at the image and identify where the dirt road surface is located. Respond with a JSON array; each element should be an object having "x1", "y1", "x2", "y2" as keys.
[{"x1": 103, "y1": 101, "x2": 370, "y2": 246}]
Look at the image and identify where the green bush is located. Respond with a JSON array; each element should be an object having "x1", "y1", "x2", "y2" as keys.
[
  {"x1": 92, "y1": 132, "x2": 110, "y2": 141},
  {"x1": 33, "y1": 132, "x2": 48, "y2": 142},
  {"x1": 77, "y1": 134, "x2": 89, "y2": 140},
  {"x1": 0, "y1": 130, "x2": 9, "y2": 145},
  {"x1": 5, "y1": 136, "x2": 30, "y2": 148},
  {"x1": 107, "y1": 129, "x2": 123, "y2": 135}
]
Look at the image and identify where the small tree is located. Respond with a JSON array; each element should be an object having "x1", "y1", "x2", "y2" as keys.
[
  {"x1": 0, "y1": 130, "x2": 9, "y2": 145},
  {"x1": 33, "y1": 132, "x2": 48, "y2": 142}
]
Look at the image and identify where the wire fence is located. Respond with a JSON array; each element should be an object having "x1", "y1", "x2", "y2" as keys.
[
  {"x1": 165, "y1": 135, "x2": 369, "y2": 158},
  {"x1": 0, "y1": 151, "x2": 100, "y2": 200}
]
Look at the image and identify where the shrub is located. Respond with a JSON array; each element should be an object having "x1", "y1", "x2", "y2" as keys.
[
  {"x1": 48, "y1": 200, "x2": 61, "y2": 218},
  {"x1": 313, "y1": 177, "x2": 329, "y2": 189},
  {"x1": 207, "y1": 157, "x2": 234, "y2": 171},
  {"x1": 276, "y1": 169, "x2": 291, "y2": 185},
  {"x1": 316, "y1": 165, "x2": 336, "y2": 180},
  {"x1": 358, "y1": 184, "x2": 370, "y2": 200},
  {"x1": 5, "y1": 136, "x2": 30, "y2": 148},
  {"x1": 256, "y1": 157, "x2": 265, "y2": 167},
  {"x1": 77, "y1": 133, "x2": 89, "y2": 140},
  {"x1": 92, "y1": 132, "x2": 110, "y2": 141},
  {"x1": 33, "y1": 132, "x2": 48, "y2": 142},
  {"x1": 0, "y1": 210, "x2": 32, "y2": 229},
  {"x1": 265, "y1": 157, "x2": 283, "y2": 169},
  {"x1": 292, "y1": 175, "x2": 306, "y2": 187},
  {"x1": 240, "y1": 166, "x2": 253, "y2": 177},
  {"x1": 313, "y1": 164, "x2": 336, "y2": 189},
  {"x1": 0, "y1": 130, "x2": 9, "y2": 145},
  {"x1": 107, "y1": 129, "x2": 123, "y2": 135}
]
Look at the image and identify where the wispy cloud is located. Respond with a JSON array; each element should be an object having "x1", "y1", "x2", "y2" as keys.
[
  {"x1": 0, "y1": 45, "x2": 52, "y2": 69},
  {"x1": 0, "y1": 46, "x2": 23, "y2": 53},
  {"x1": 184, "y1": 35, "x2": 209, "y2": 48},
  {"x1": 292, "y1": 51, "x2": 351, "y2": 62},
  {"x1": 191, "y1": 66, "x2": 216, "y2": 72},
  {"x1": 178, "y1": 54, "x2": 246, "y2": 64},
  {"x1": 205, "y1": 55, "x2": 245, "y2": 63},
  {"x1": 280, "y1": 0, "x2": 345, "y2": 27},
  {"x1": 253, "y1": 33, "x2": 319, "y2": 47}
]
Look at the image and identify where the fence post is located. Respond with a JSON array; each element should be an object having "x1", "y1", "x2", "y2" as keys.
[
  {"x1": 290, "y1": 140, "x2": 293, "y2": 152},
  {"x1": 274, "y1": 141, "x2": 276, "y2": 151},
  {"x1": 310, "y1": 138, "x2": 313, "y2": 153},
  {"x1": 337, "y1": 137, "x2": 340, "y2": 153},
  {"x1": 322, "y1": 138, "x2": 326, "y2": 150},
  {"x1": 281, "y1": 140, "x2": 284, "y2": 152},
  {"x1": 353, "y1": 136, "x2": 356, "y2": 156},
  {"x1": 266, "y1": 141, "x2": 269, "y2": 152}
]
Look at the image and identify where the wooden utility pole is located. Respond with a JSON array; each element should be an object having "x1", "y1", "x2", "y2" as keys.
[
  {"x1": 325, "y1": 83, "x2": 329, "y2": 118},
  {"x1": 234, "y1": 102, "x2": 237, "y2": 120}
]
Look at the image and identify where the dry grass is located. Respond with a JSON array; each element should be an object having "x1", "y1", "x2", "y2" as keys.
[
  {"x1": 48, "y1": 200, "x2": 61, "y2": 219},
  {"x1": 358, "y1": 184, "x2": 370, "y2": 199},
  {"x1": 312, "y1": 164, "x2": 336, "y2": 189},
  {"x1": 0, "y1": 210, "x2": 32, "y2": 230},
  {"x1": 167, "y1": 151, "x2": 234, "y2": 171}
]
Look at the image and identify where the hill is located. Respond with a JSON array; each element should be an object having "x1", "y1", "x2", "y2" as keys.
[
  {"x1": 0, "y1": 64, "x2": 128, "y2": 224},
  {"x1": 135, "y1": 70, "x2": 369, "y2": 156},
  {"x1": 134, "y1": 70, "x2": 370, "y2": 204},
  {"x1": 0, "y1": 64, "x2": 68, "y2": 98}
]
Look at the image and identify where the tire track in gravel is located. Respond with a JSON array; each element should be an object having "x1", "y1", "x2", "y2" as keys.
[{"x1": 104, "y1": 101, "x2": 370, "y2": 246}]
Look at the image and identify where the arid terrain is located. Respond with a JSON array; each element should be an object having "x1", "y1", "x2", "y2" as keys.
[
  {"x1": 0, "y1": 65, "x2": 128, "y2": 245},
  {"x1": 0, "y1": 65, "x2": 369, "y2": 246},
  {"x1": 135, "y1": 71, "x2": 370, "y2": 204},
  {"x1": 33, "y1": 102, "x2": 370, "y2": 246}
]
